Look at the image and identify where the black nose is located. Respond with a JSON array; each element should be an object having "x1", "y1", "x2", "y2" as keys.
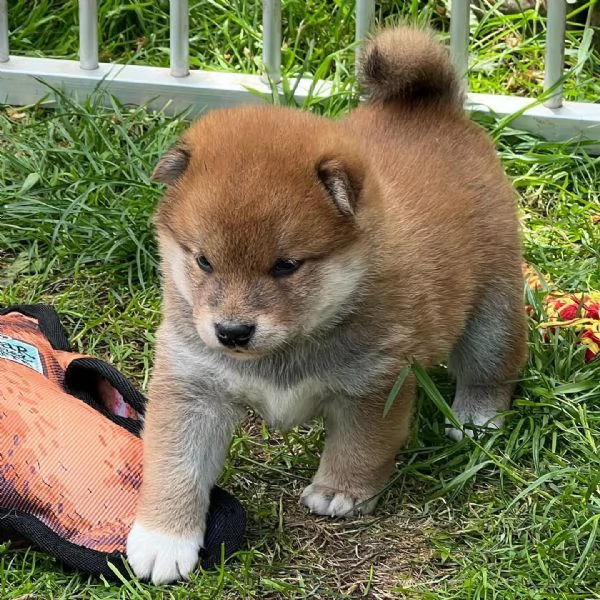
[{"x1": 215, "y1": 322, "x2": 255, "y2": 348}]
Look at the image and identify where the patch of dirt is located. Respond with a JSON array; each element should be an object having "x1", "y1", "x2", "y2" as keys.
[
  {"x1": 227, "y1": 416, "x2": 446, "y2": 598},
  {"x1": 275, "y1": 500, "x2": 436, "y2": 598}
]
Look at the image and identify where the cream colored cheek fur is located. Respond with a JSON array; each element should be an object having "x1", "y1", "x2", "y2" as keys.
[
  {"x1": 301, "y1": 256, "x2": 367, "y2": 332},
  {"x1": 193, "y1": 312, "x2": 220, "y2": 349},
  {"x1": 160, "y1": 234, "x2": 194, "y2": 305}
]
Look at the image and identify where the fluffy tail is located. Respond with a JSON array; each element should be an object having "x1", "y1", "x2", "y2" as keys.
[{"x1": 358, "y1": 26, "x2": 463, "y2": 107}]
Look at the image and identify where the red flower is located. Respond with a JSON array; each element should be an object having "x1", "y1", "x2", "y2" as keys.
[
  {"x1": 586, "y1": 302, "x2": 599, "y2": 320},
  {"x1": 558, "y1": 303, "x2": 578, "y2": 320},
  {"x1": 580, "y1": 329, "x2": 600, "y2": 362}
]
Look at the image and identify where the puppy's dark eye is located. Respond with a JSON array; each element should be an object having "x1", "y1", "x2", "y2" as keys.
[
  {"x1": 196, "y1": 255, "x2": 213, "y2": 274},
  {"x1": 271, "y1": 259, "x2": 304, "y2": 278}
]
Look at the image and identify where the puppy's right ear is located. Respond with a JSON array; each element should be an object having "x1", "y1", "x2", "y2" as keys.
[
  {"x1": 151, "y1": 145, "x2": 190, "y2": 184},
  {"x1": 316, "y1": 157, "x2": 363, "y2": 217}
]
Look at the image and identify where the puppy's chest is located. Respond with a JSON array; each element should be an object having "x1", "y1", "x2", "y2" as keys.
[{"x1": 228, "y1": 375, "x2": 328, "y2": 430}]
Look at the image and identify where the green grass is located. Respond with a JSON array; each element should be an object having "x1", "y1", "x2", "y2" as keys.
[{"x1": 1, "y1": 0, "x2": 600, "y2": 598}]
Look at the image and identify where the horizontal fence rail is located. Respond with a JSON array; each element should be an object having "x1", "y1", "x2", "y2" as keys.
[{"x1": 0, "y1": 0, "x2": 599, "y2": 151}]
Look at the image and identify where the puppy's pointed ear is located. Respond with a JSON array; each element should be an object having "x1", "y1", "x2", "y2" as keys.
[
  {"x1": 151, "y1": 145, "x2": 191, "y2": 184},
  {"x1": 316, "y1": 158, "x2": 363, "y2": 217}
]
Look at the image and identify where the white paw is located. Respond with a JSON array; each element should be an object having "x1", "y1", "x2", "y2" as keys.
[
  {"x1": 126, "y1": 521, "x2": 203, "y2": 585},
  {"x1": 300, "y1": 483, "x2": 379, "y2": 517},
  {"x1": 446, "y1": 409, "x2": 504, "y2": 441}
]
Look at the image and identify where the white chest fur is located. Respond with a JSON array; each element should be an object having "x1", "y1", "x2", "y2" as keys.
[
  {"x1": 163, "y1": 330, "x2": 331, "y2": 429},
  {"x1": 228, "y1": 374, "x2": 328, "y2": 430}
]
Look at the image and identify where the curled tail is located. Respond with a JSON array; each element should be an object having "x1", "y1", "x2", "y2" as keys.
[{"x1": 358, "y1": 26, "x2": 463, "y2": 107}]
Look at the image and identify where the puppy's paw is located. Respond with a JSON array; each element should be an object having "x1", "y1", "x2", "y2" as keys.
[
  {"x1": 300, "y1": 483, "x2": 379, "y2": 517},
  {"x1": 446, "y1": 409, "x2": 504, "y2": 442},
  {"x1": 126, "y1": 521, "x2": 203, "y2": 585},
  {"x1": 447, "y1": 384, "x2": 511, "y2": 441}
]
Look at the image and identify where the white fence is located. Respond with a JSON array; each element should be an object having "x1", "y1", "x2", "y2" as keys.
[{"x1": 0, "y1": 0, "x2": 599, "y2": 151}]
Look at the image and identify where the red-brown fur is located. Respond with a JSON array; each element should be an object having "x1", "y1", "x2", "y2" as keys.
[{"x1": 127, "y1": 26, "x2": 527, "y2": 585}]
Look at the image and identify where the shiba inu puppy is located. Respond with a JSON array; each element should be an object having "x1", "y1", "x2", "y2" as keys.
[{"x1": 126, "y1": 26, "x2": 527, "y2": 584}]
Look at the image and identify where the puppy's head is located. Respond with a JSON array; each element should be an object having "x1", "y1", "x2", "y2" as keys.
[{"x1": 153, "y1": 106, "x2": 376, "y2": 358}]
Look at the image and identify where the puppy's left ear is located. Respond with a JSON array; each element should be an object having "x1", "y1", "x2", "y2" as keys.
[
  {"x1": 316, "y1": 157, "x2": 364, "y2": 217},
  {"x1": 151, "y1": 145, "x2": 190, "y2": 184}
]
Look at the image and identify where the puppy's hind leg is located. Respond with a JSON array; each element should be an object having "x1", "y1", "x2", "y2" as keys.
[{"x1": 447, "y1": 276, "x2": 527, "y2": 441}]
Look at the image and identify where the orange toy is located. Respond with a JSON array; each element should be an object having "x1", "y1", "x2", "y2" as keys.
[
  {"x1": 525, "y1": 266, "x2": 600, "y2": 362},
  {"x1": 0, "y1": 305, "x2": 246, "y2": 579}
]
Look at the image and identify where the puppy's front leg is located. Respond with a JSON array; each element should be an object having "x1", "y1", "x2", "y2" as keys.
[
  {"x1": 126, "y1": 361, "x2": 240, "y2": 585},
  {"x1": 301, "y1": 376, "x2": 415, "y2": 517}
]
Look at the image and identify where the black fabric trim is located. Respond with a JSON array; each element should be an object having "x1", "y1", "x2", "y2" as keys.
[
  {"x1": 62, "y1": 383, "x2": 143, "y2": 437},
  {"x1": 63, "y1": 357, "x2": 147, "y2": 435},
  {"x1": 0, "y1": 304, "x2": 71, "y2": 352},
  {"x1": 0, "y1": 485, "x2": 246, "y2": 580},
  {"x1": 0, "y1": 509, "x2": 129, "y2": 579},
  {"x1": 65, "y1": 357, "x2": 147, "y2": 417},
  {"x1": 202, "y1": 486, "x2": 248, "y2": 570}
]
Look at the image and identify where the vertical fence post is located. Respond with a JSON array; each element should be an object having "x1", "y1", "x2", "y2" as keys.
[
  {"x1": 0, "y1": 0, "x2": 8, "y2": 63},
  {"x1": 450, "y1": 0, "x2": 470, "y2": 84},
  {"x1": 79, "y1": 0, "x2": 99, "y2": 70},
  {"x1": 261, "y1": 0, "x2": 281, "y2": 84},
  {"x1": 355, "y1": 0, "x2": 375, "y2": 67},
  {"x1": 170, "y1": 0, "x2": 189, "y2": 77},
  {"x1": 543, "y1": 0, "x2": 567, "y2": 109}
]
